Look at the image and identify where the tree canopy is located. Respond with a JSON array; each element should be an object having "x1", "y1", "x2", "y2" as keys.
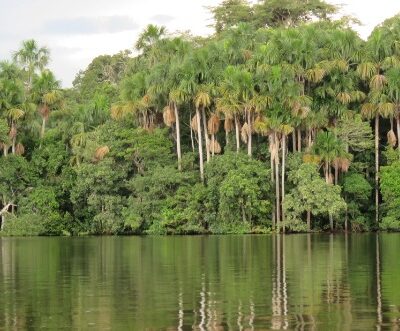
[{"x1": 1, "y1": 5, "x2": 400, "y2": 235}]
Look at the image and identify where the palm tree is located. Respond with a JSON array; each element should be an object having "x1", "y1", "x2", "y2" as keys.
[
  {"x1": 237, "y1": 69, "x2": 255, "y2": 156},
  {"x1": 5, "y1": 108, "x2": 24, "y2": 154},
  {"x1": 312, "y1": 131, "x2": 347, "y2": 230},
  {"x1": 0, "y1": 67, "x2": 25, "y2": 155},
  {"x1": 279, "y1": 123, "x2": 294, "y2": 229},
  {"x1": 13, "y1": 39, "x2": 49, "y2": 90},
  {"x1": 313, "y1": 131, "x2": 343, "y2": 183},
  {"x1": 0, "y1": 119, "x2": 10, "y2": 156},
  {"x1": 113, "y1": 71, "x2": 156, "y2": 130},
  {"x1": 361, "y1": 99, "x2": 394, "y2": 224},
  {"x1": 147, "y1": 37, "x2": 192, "y2": 171},
  {"x1": 357, "y1": 24, "x2": 399, "y2": 224},
  {"x1": 218, "y1": 66, "x2": 243, "y2": 153},
  {"x1": 135, "y1": 24, "x2": 167, "y2": 64},
  {"x1": 385, "y1": 68, "x2": 400, "y2": 152},
  {"x1": 0, "y1": 61, "x2": 22, "y2": 81},
  {"x1": 31, "y1": 70, "x2": 62, "y2": 138},
  {"x1": 168, "y1": 90, "x2": 184, "y2": 170},
  {"x1": 195, "y1": 85, "x2": 213, "y2": 168}
]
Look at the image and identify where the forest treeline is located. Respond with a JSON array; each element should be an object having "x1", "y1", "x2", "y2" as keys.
[{"x1": 1, "y1": 0, "x2": 400, "y2": 235}]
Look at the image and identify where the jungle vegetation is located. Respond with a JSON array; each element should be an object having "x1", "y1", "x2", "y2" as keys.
[{"x1": 1, "y1": 0, "x2": 400, "y2": 235}]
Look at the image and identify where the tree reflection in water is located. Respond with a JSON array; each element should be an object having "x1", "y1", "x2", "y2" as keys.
[{"x1": 0, "y1": 235, "x2": 400, "y2": 330}]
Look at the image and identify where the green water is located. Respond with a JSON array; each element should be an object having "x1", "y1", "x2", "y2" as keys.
[{"x1": 0, "y1": 234, "x2": 399, "y2": 330}]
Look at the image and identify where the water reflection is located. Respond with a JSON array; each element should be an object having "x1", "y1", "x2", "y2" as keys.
[
  {"x1": 0, "y1": 235, "x2": 400, "y2": 330},
  {"x1": 271, "y1": 235, "x2": 288, "y2": 330}
]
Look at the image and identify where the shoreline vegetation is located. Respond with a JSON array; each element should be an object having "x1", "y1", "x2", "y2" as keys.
[{"x1": 1, "y1": 0, "x2": 400, "y2": 236}]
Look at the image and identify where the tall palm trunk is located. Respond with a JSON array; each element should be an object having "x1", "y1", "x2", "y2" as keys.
[
  {"x1": 281, "y1": 133, "x2": 286, "y2": 232},
  {"x1": 274, "y1": 133, "x2": 281, "y2": 233},
  {"x1": 375, "y1": 114, "x2": 380, "y2": 225},
  {"x1": 41, "y1": 117, "x2": 46, "y2": 138},
  {"x1": 211, "y1": 133, "x2": 215, "y2": 157},
  {"x1": 325, "y1": 160, "x2": 333, "y2": 231},
  {"x1": 0, "y1": 195, "x2": 6, "y2": 231},
  {"x1": 325, "y1": 161, "x2": 329, "y2": 183},
  {"x1": 235, "y1": 114, "x2": 240, "y2": 153},
  {"x1": 334, "y1": 164, "x2": 338, "y2": 185},
  {"x1": 174, "y1": 103, "x2": 182, "y2": 171},
  {"x1": 11, "y1": 138, "x2": 16, "y2": 155},
  {"x1": 11, "y1": 122, "x2": 16, "y2": 155},
  {"x1": 196, "y1": 108, "x2": 204, "y2": 182},
  {"x1": 269, "y1": 134, "x2": 276, "y2": 230},
  {"x1": 247, "y1": 110, "x2": 252, "y2": 157},
  {"x1": 3, "y1": 145, "x2": 8, "y2": 156},
  {"x1": 201, "y1": 107, "x2": 210, "y2": 163},
  {"x1": 297, "y1": 128, "x2": 301, "y2": 152},
  {"x1": 190, "y1": 112, "x2": 195, "y2": 152},
  {"x1": 397, "y1": 112, "x2": 400, "y2": 153},
  {"x1": 292, "y1": 131, "x2": 296, "y2": 152}
]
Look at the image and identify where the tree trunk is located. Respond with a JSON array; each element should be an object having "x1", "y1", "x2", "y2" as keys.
[
  {"x1": 41, "y1": 117, "x2": 46, "y2": 138},
  {"x1": 12, "y1": 137, "x2": 16, "y2": 155},
  {"x1": 3, "y1": 145, "x2": 8, "y2": 156},
  {"x1": 211, "y1": 133, "x2": 215, "y2": 157},
  {"x1": 281, "y1": 134, "x2": 286, "y2": 232},
  {"x1": 375, "y1": 114, "x2": 379, "y2": 225},
  {"x1": 0, "y1": 202, "x2": 14, "y2": 231},
  {"x1": 334, "y1": 164, "x2": 338, "y2": 185},
  {"x1": 325, "y1": 161, "x2": 330, "y2": 183},
  {"x1": 190, "y1": 113, "x2": 195, "y2": 152},
  {"x1": 226, "y1": 130, "x2": 229, "y2": 147},
  {"x1": 235, "y1": 114, "x2": 240, "y2": 153},
  {"x1": 345, "y1": 204, "x2": 348, "y2": 232},
  {"x1": 196, "y1": 108, "x2": 204, "y2": 182},
  {"x1": 297, "y1": 128, "x2": 301, "y2": 152},
  {"x1": 308, "y1": 129, "x2": 312, "y2": 148},
  {"x1": 325, "y1": 161, "x2": 334, "y2": 232},
  {"x1": 307, "y1": 210, "x2": 311, "y2": 231},
  {"x1": 270, "y1": 135, "x2": 276, "y2": 230},
  {"x1": 397, "y1": 113, "x2": 400, "y2": 153},
  {"x1": 174, "y1": 103, "x2": 182, "y2": 171},
  {"x1": 247, "y1": 111, "x2": 252, "y2": 157},
  {"x1": 241, "y1": 205, "x2": 246, "y2": 223},
  {"x1": 11, "y1": 122, "x2": 16, "y2": 155},
  {"x1": 201, "y1": 107, "x2": 210, "y2": 163},
  {"x1": 292, "y1": 130, "x2": 296, "y2": 153},
  {"x1": 275, "y1": 134, "x2": 281, "y2": 233},
  {"x1": 0, "y1": 196, "x2": 5, "y2": 231}
]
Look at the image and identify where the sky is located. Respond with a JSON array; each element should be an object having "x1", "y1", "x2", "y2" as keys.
[{"x1": 0, "y1": 0, "x2": 399, "y2": 87}]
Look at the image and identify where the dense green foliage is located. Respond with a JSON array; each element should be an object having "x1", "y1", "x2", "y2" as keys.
[{"x1": 1, "y1": 3, "x2": 400, "y2": 235}]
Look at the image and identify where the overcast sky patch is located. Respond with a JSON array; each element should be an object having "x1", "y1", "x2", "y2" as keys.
[
  {"x1": 1, "y1": 0, "x2": 400, "y2": 87},
  {"x1": 150, "y1": 14, "x2": 175, "y2": 25},
  {"x1": 42, "y1": 16, "x2": 139, "y2": 35}
]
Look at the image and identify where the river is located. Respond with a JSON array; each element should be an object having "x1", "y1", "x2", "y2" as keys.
[{"x1": 0, "y1": 234, "x2": 399, "y2": 330}]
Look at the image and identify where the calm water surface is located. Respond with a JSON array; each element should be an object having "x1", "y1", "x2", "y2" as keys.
[{"x1": 0, "y1": 234, "x2": 399, "y2": 330}]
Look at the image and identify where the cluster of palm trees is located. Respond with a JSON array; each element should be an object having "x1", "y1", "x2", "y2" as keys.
[
  {"x1": 109, "y1": 16, "x2": 400, "y2": 231},
  {"x1": 0, "y1": 40, "x2": 62, "y2": 156},
  {"x1": 2, "y1": 15, "x2": 400, "y2": 231}
]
